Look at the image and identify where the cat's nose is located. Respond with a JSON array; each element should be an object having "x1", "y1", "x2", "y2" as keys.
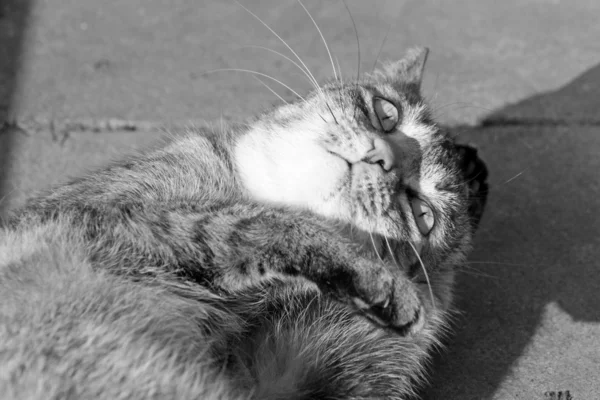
[{"x1": 363, "y1": 137, "x2": 396, "y2": 171}]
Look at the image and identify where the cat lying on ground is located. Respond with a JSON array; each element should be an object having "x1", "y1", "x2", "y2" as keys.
[{"x1": 0, "y1": 47, "x2": 488, "y2": 399}]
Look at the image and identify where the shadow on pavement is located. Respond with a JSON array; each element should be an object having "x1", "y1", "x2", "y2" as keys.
[
  {"x1": 0, "y1": 0, "x2": 33, "y2": 218},
  {"x1": 423, "y1": 63, "x2": 600, "y2": 399},
  {"x1": 483, "y1": 63, "x2": 600, "y2": 126}
]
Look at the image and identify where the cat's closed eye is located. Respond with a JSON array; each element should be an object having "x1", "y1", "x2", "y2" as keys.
[{"x1": 373, "y1": 97, "x2": 400, "y2": 133}]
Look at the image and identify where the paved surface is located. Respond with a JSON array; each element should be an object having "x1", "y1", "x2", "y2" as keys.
[
  {"x1": 2, "y1": 0, "x2": 599, "y2": 398},
  {"x1": 484, "y1": 63, "x2": 600, "y2": 126},
  {"x1": 426, "y1": 125, "x2": 600, "y2": 400},
  {"x1": 9, "y1": 0, "x2": 600, "y2": 125}
]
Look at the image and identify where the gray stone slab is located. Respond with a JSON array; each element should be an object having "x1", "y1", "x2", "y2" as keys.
[
  {"x1": 0, "y1": 128, "x2": 164, "y2": 212},
  {"x1": 11, "y1": 0, "x2": 600, "y2": 126}
]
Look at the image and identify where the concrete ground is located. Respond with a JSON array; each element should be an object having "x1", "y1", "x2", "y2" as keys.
[{"x1": 1, "y1": 0, "x2": 599, "y2": 398}]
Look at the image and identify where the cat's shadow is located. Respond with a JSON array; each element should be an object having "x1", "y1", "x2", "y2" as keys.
[{"x1": 423, "y1": 63, "x2": 600, "y2": 399}]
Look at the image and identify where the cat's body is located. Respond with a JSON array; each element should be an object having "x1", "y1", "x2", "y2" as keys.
[{"x1": 0, "y1": 48, "x2": 488, "y2": 399}]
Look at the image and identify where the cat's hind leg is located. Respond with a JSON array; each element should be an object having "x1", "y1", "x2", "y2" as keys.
[{"x1": 227, "y1": 281, "x2": 426, "y2": 400}]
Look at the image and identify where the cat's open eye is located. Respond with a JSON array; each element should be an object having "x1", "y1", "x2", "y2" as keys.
[
  {"x1": 373, "y1": 97, "x2": 399, "y2": 133},
  {"x1": 410, "y1": 197, "x2": 435, "y2": 236}
]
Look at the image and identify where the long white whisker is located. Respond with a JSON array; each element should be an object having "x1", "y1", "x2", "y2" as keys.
[
  {"x1": 464, "y1": 261, "x2": 534, "y2": 267},
  {"x1": 372, "y1": 19, "x2": 393, "y2": 71},
  {"x1": 502, "y1": 169, "x2": 527, "y2": 185},
  {"x1": 296, "y1": 0, "x2": 338, "y2": 82},
  {"x1": 234, "y1": 1, "x2": 321, "y2": 93},
  {"x1": 408, "y1": 241, "x2": 436, "y2": 309},
  {"x1": 203, "y1": 68, "x2": 306, "y2": 102},
  {"x1": 369, "y1": 231, "x2": 383, "y2": 261},
  {"x1": 384, "y1": 236, "x2": 399, "y2": 267},
  {"x1": 252, "y1": 76, "x2": 290, "y2": 105},
  {"x1": 432, "y1": 101, "x2": 494, "y2": 114},
  {"x1": 455, "y1": 267, "x2": 498, "y2": 280},
  {"x1": 335, "y1": 56, "x2": 346, "y2": 112},
  {"x1": 335, "y1": 57, "x2": 344, "y2": 86},
  {"x1": 239, "y1": 45, "x2": 317, "y2": 88},
  {"x1": 341, "y1": 0, "x2": 361, "y2": 81}
]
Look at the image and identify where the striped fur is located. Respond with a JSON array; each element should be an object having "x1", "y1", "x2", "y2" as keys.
[{"x1": 0, "y1": 48, "x2": 488, "y2": 399}]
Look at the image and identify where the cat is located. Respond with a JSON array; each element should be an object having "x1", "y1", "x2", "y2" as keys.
[{"x1": 0, "y1": 46, "x2": 488, "y2": 399}]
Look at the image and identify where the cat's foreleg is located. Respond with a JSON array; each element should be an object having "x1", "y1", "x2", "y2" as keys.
[
  {"x1": 15, "y1": 198, "x2": 424, "y2": 334},
  {"x1": 184, "y1": 203, "x2": 424, "y2": 334}
]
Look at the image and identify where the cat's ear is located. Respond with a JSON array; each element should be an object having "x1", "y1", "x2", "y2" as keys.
[{"x1": 382, "y1": 47, "x2": 429, "y2": 89}]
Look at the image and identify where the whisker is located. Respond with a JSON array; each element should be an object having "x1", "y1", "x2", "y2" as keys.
[
  {"x1": 341, "y1": 0, "x2": 361, "y2": 81},
  {"x1": 371, "y1": 18, "x2": 393, "y2": 72},
  {"x1": 335, "y1": 57, "x2": 344, "y2": 85},
  {"x1": 465, "y1": 261, "x2": 536, "y2": 267},
  {"x1": 502, "y1": 169, "x2": 528, "y2": 185},
  {"x1": 353, "y1": 86, "x2": 360, "y2": 124},
  {"x1": 335, "y1": 57, "x2": 346, "y2": 112},
  {"x1": 239, "y1": 45, "x2": 318, "y2": 88},
  {"x1": 455, "y1": 263, "x2": 499, "y2": 277},
  {"x1": 252, "y1": 76, "x2": 290, "y2": 105},
  {"x1": 233, "y1": 1, "x2": 321, "y2": 93},
  {"x1": 516, "y1": 134, "x2": 535, "y2": 150},
  {"x1": 408, "y1": 241, "x2": 436, "y2": 309},
  {"x1": 454, "y1": 267, "x2": 498, "y2": 280},
  {"x1": 203, "y1": 68, "x2": 306, "y2": 102},
  {"x1": 452, "y1": 165, "x2": 528, "y2": 201},
  {"x1": 296, "y1": 0, "x2": 338, "y2": 82},
  {"x1": 369, "y1": 231, "x2": 383, "y2": 261},
  {"x1": 462, "y1": 171, "x2": 487, "y2": 187},
  {"x1": 384, "y1": 236, "x2": 398, "y2": 267},
  {"x1": 441, "y1": 169, "x2": 488, "y2": 190},
  {"x1": 431, "y1": 101, "x2": 494, "y2": 120},
  {"x1": 325, "y1": 102, "x2": 339, "y2": 124},
  {"x1": 432, "y1": 101, "x2": 493, "y2": 113}
]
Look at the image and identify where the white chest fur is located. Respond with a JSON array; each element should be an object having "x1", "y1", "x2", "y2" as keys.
[{"x1": 234, "y1": 124, "x2": 351, "y2": 221}]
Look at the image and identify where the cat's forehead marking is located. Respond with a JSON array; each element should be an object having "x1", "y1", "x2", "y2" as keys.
[{"x1": 398, "y1": 102, "x2": 436, "y2": 141}]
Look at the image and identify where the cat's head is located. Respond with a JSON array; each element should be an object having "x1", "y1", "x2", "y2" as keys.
[{"x1": 235, "y1": 47, "x2": 477, "y2": 292}]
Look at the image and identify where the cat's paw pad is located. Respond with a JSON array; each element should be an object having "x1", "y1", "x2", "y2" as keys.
[
  {"x1": 351, "y1": 260, "x2": 424, "y2": 335},
  {"x1": 456, "y1": 144, "x2": 489, "y2": 229}
]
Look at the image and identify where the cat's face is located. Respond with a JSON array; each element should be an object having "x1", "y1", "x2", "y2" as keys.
[{"x1": 235, "y1": 48, "x2": 472, "y2": 284}]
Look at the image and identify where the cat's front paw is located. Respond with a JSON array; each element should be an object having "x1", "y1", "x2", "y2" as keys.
[{"x1": 349, "y1": 259, "x2": 424, "y2": 335}]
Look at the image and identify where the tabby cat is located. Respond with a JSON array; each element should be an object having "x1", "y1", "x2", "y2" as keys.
[{"x1": 0, "y1": 47, "x2": 488, "y2": 399}]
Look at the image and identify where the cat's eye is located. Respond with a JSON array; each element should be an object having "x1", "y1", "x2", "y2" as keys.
[
  {"x1": 373, "y1": 97, "x2": 399, "y2": 133},
  {"x1": 410, "y1": 198, "x2": 435, "y2": 236}
]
